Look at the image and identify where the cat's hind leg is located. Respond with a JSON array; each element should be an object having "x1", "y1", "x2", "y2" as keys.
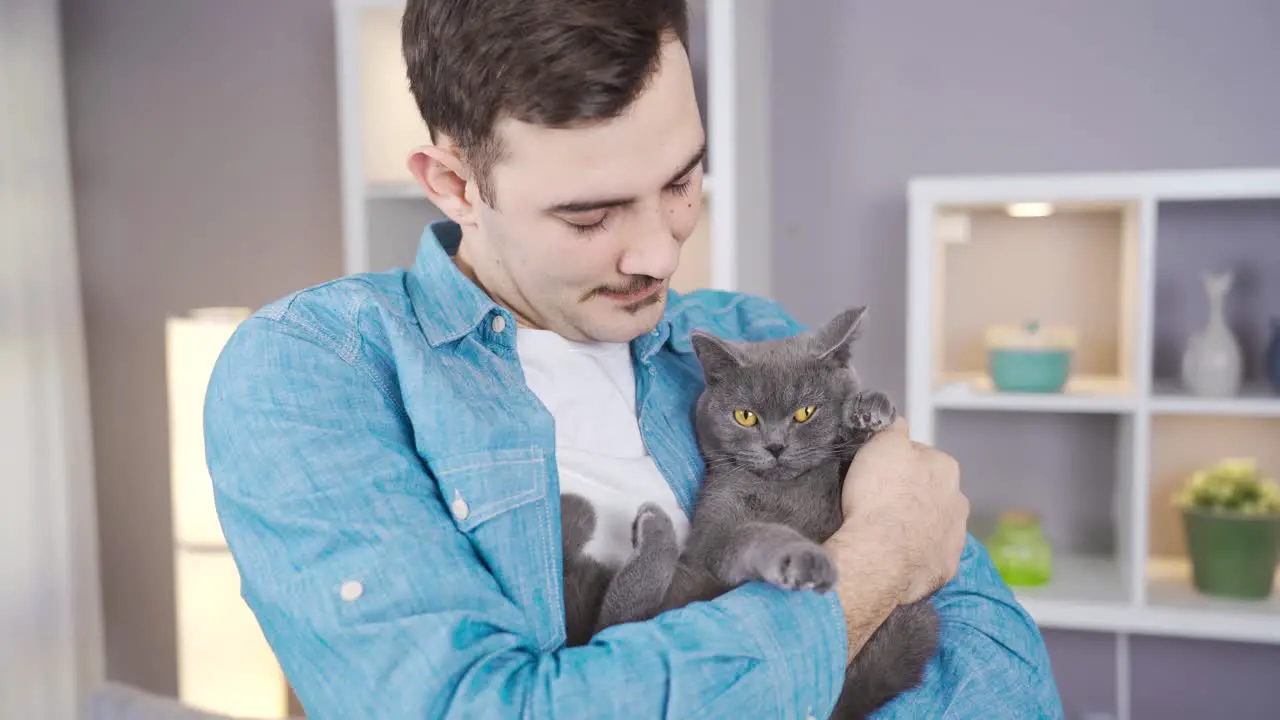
[
  {"x1": 594, "y1": 503, "x2": 681, "y2": 632},
  {"x1": 560, "y1": 493, "x2": 597, "y2": 557},
  {"x1": 560, "y1": 493, "x2": 609, "y2": 647}
]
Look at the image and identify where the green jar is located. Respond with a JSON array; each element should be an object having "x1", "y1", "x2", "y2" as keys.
[{"x1": 987, "y1": 510, "x2": 1053, "y2": 587}]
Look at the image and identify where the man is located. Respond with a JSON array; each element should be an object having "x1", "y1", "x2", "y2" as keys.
[{"x1": 204, "y1": 0, "x2": 1063, "y2": 717}]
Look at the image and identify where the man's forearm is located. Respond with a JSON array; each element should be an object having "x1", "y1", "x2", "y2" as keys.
[{"x1": 822, "y1": 524, "x2": 905, "y2": 663}]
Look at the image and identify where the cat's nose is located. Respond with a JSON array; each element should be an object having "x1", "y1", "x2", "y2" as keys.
[{"x1": 765, "y1": 443, "x2": 785, "y2": 458}]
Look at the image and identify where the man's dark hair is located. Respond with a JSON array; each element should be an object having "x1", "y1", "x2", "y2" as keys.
[{"x1": 401, "y1": 0, "x2": 689, "y2": 206}]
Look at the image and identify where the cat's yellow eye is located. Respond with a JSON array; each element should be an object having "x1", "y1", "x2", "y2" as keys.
[
  {"x1": 793, "y1": 405, "x2": 817, "y2": 423},
  {"x1": 733, "y1": 409, "x2": 758, "y2": 427}
]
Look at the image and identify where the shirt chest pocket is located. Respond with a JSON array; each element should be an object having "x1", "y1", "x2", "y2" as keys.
[{"x1": 430, "y1": 447, "x2": 566, "y2": 650}]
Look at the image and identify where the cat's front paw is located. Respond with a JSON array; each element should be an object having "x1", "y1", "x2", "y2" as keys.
[
  {"x1": 632, "y1": 503, "x2": 677, "y2": 555},
  {"x1": 851, "y1": 391, "x2": 896, "y2": 432},
  {"x1": 761, "y1": 541, "x2": 837, "y2": 592}
]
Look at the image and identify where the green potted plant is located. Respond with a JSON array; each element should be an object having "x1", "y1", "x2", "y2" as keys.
[{"x1": 1172, "y1": 457, "x2": 1280, "y2": 599}]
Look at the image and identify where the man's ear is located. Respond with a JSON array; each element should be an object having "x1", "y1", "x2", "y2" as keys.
[{"x1": 407, "y1": 142, "x2": 478, "y2": 225}]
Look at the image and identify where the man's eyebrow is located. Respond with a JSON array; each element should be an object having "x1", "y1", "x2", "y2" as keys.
[
  {"x1": 665, "y1": 143, "x2": 706, "y2": 187},
  {"x1": 545, "y1": 144, "x2": 707, "y2": 214}
]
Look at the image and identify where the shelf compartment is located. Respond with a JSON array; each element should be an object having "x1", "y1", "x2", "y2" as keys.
[
  {"x1": 1143, "y1": 414, "x2": 1280, "y2": 638},
  {"x1": 1151, "y1": 197, "x2": 1280, "y2": 389},
  {"x1": 1145, "y1": 414, "x2": 1280, "y2": 558},
  {"x1": 936, "y1": 410, "x2": 1136, "y2": 626},
  {"x1": 929, "y1": 200, "x2": 1142, "y2": 402}
]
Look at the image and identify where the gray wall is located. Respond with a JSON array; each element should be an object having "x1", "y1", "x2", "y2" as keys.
[
  {"x1": 63, "y1": 0, "x2": 343, "y2": 695},
  {"x1": 770, "y1": 0, "x2": 1280, "y2": 717}
]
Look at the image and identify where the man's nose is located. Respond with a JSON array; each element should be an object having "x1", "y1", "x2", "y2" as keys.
[{"x1": 617, "y1": 213, "x2": 681, "y2": 281}]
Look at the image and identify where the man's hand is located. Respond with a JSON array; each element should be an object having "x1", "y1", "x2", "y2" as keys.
[
  {"x1": 843, "y1": 416, "x2": 968, "y2": 603},
  {"x1": 821, "y1": 416, "x2": 969, "y2": 660}
]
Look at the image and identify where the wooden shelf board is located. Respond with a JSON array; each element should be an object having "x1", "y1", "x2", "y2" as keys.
[
  {"x1": 1150, "y1": 380, "x2": 1280, "y2": 418},
  {"x1": 1001, "y1": 554, "x2": 1280, "y2": 643},
  {"x1": 910, "y1": 168, "x2": 1280, "y2": 206},
  {"x1": 1010, "y1": 554, "x2": 1145, "y2": 635},
  {"x1": 1027, "y1": 600, "x2": 1280, "y2": 645},
  {"x1": 1139, "y1": 556, "x2": 1280, "y2": 644},
  {"x1": 1013, "y1": 554, "x2": 1129, "y2": 603},
  {"x1": 933, "y1": 373, "x2": 1136, "y2": 413}
]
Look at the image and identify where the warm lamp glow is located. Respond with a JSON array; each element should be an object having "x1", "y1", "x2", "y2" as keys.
[
  {"x1": 166, "y1": 307, "x2": 289, "y2": 719},
  {"x1": 1005, "y1": 202, "x2": 1056, "y2": 218}
]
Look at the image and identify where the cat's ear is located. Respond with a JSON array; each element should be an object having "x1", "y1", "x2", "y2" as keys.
[
  {"x1": 690, "y1": 330, "x2": 745, "y2": 383},
  {"x1": 813, "y1": 306, "x2": 867, "y2": 365}
]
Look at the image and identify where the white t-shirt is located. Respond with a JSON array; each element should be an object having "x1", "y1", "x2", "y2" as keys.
[{"x1": 515, "y1": 327, "x2": 691, "y2": 569}]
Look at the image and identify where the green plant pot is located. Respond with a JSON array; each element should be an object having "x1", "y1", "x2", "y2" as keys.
[{"x1": 1182, "y1": 508, "x2": 1280, "y2": 599}]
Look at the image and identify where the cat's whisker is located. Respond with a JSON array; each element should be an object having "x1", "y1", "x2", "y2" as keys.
[{"x1": 700, "y1": 455, "x2": 749, "y2": 473}]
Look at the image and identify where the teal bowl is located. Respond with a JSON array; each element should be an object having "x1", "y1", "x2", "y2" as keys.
[{"x1": 988, "y1": 349, "x2": 1071, "y2": 393}]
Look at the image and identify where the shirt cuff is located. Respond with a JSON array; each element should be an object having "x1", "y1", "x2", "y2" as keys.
[{"x1": 713, "y1": 582, "x2": 848, "y2": 718}]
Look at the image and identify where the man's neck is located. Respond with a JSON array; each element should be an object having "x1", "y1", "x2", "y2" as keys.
[{"x1": 451, "y1": 248, "x2": 540, "y2": 330}]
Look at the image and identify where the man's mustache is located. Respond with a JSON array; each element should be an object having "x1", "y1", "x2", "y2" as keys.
[{"x1": 582, "y1": 275, "x2": 661, "y2": 301}]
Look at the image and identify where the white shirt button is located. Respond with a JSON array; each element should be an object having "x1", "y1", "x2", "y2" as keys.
[
  {"x1": 339, "y1": 580, "x2": 363, "y2": 602},
  {"x1": 491, "y1": 315, "x2": 506, "y2": 333},
  {"x1": 451, "y1": 493, "x2": 470, "y2": 521}
]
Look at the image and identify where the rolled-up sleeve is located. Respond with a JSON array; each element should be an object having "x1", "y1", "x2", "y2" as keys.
[{"x1": 203, "y1": 314, "x2": 849, "y2": 719}]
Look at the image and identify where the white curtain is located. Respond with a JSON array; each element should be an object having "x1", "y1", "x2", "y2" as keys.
[{"x1": 0, "y1": 0, "x2": 106, "y2": 717}]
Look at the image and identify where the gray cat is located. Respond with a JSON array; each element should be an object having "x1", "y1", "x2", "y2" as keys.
[{"x1": 559, "y1": 306, "x2": 939, "y2": 719}]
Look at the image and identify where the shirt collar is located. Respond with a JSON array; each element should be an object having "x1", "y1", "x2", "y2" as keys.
[
  {"x1": 407, "y1": 221, "x2": 499, "y2": 347},
  {"x1": 407, "y1": 220, "x2": 677, "y2": 354}
]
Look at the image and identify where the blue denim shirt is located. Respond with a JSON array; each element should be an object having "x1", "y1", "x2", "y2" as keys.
[{"x1": 204, "y1": 221, "x2": 1062, "y2": 719}]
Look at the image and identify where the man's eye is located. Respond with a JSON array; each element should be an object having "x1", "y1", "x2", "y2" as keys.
[
  {"x1": 668, "y1": 178, "x2": 694, "y2": 198},
  {"x1": 564, "y1": 213, "x2": 609, "y2": 235}
]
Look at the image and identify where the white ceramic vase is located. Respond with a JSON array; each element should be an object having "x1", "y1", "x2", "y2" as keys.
[{"x1": 1180, "y1": 270, "x2": 1243, "y2": 397}]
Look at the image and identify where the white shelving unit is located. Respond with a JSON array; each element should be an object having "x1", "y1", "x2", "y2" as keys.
[
  {"x1": 907, "y1": 167, "x2": 1280, "y2": 718},
  {"x1": 332, "y1": 0, "x2": 774, "y2": 297}
]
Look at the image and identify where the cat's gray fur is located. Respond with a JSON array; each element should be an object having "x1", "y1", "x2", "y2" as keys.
[{"x1": 559, "y1": 306, "x2": 939, "y2": 719}]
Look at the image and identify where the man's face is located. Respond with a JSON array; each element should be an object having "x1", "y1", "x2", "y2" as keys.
[{"x1": 456, "y1": 36, "x2": 706, "y2": 343}]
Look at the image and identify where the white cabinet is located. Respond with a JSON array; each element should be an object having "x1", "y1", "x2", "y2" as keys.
[
  {"x1": 907, "y1": 167, "x2": 1280, "y2": 718},
  {"x1": 333, "y1": 0, "x2": 774, "y2": 297}
]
